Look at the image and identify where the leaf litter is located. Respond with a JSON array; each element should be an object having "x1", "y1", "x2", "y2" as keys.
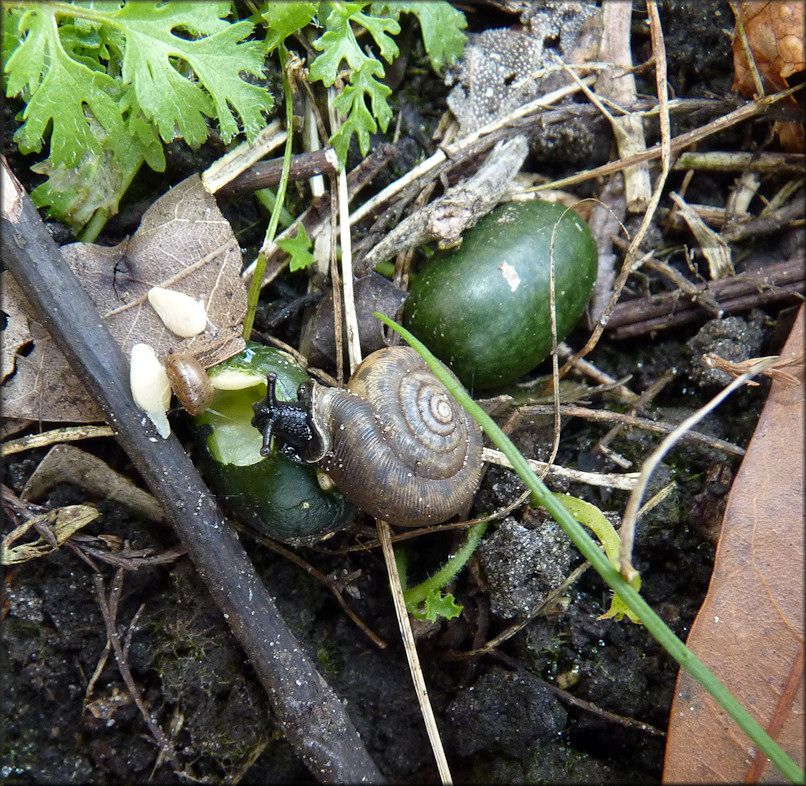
[{"x1": 1, "y1": 175, "x2": 247, "y2": 422}]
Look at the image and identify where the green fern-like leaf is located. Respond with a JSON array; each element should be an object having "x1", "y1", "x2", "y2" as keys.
[{"x1": 3, "y1": 1, "x2": 274, "y2": 234}]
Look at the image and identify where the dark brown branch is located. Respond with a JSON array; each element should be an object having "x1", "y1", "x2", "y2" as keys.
[
  {"x1": 217, "y1": 149, "x2": 339, "y2": 198},
  {"x1": 605, "y1": 256, "x2": 805, "y2": 339},
  {"x1": 0, "y1": 157, "x2": 383, "y2": 784}
]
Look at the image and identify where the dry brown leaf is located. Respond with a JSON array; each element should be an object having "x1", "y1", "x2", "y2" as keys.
[
  {"x1": 1, "y1": 174, "x2": 247, "y2": 422},
  {"x1": 1, "y1": 504, "x2": 100, "y2": 565},
  {"x1": 732, "y1": 1, "x2": 805, "y2": 151},
  {"x1": 663, "y1": 307, "x2": 804, "y2": 782},
  {"x1": 21, "y1": 443, "x2": 166, "y2": 523}
]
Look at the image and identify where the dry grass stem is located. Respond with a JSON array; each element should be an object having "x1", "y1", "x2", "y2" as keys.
[
  {"x1": 532, "y1": 85, "x2": 803, "y2": 194},
  {"x1": 618, "y1": 356, "x2": 778, "y2": 580},
  {"x1": 349, "y1": 77, "x2": 597, "y2": 228},
  {"x1": 596, "y1": 0, "x2": 651, "y2": 211},
  {"x1": 670, "y1": 191, "x2": 734, "y2": 279},
  {"x1": 377, "y1": 520, "x2": 453, "y2": 785},
  {"x1": 556, "y1": 0, "x2": 673, "y2": 381},
  {"x1": 1, "y1": 424, "x2": 115, "y2": 456},
  {"x1": 482, "y1": 447, "x2": 639, "y2": 491},
  {"x1": 202, "y1": 119, "x2": 286, "y2": 194},
  {"x1": 673, "y1": 151, "x2": 805, "y2": 173},
  {"x1": 702, "y1": 350, "x2": 805, "y2": 386}
]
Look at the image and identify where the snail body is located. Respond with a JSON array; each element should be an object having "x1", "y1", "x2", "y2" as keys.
[
  {"x1": 252, "y1": 347, "x2": 483, "y2": 527},
  {"x1": 165, "y1": 353, "x2": 214, "y2": 415},
  {"x1": 194, "y1": 344, "x2": 354, "y2": 545}
]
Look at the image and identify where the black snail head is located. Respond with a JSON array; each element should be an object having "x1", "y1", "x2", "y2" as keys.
[{"x1": 251, "y1": 373, "x2": 325, "y2": 463}]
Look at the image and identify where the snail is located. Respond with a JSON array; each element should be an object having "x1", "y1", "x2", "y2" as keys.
[
  {"x1": 251, "y1": 346, "x2": 484, "y2": 527},
  {"x1": 192, "y1": 343, "x2": 355, "y2": 545},
  {"x1": 165, "y1": 352, "x2": 215, "y2": 415},
  {"x1": 403, "y1": 199, "x2": 598, "y2": 388}
]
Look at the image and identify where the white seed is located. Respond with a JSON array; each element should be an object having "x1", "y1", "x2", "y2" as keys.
[
  {"x1": 147, "y1": 287, "x2": 207, "y2": 337},
  {"x1": 130, "y1": 343, "x2": 171, "y2": 438}
]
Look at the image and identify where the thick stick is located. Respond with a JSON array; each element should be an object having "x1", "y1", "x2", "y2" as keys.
[{"x1": 1, "y1": 158, "x2": 382, "y2": 784}]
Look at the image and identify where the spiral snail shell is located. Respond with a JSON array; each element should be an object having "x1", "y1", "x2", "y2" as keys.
[
  {"x1": 165, "y1": 353, "x2": 214, "y2": 416},
  {"x1": 251, "y1": 346, "x2": 483, "y2": 526}
]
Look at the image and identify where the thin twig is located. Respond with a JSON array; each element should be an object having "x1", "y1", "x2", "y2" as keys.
[
  {"x1": 215, "y1": 149, "x2": 339, "y2": 199},
  {"x1": 556, "y1": 1, "x2": 673, "y2": 381},
  {"x1": 543, "y1": 682, "x2": 667, "y2": 737},
  {"x1": 672, "y1": 151, "x2": 805, "y2": 174},
  {"x1": 482, "y1": 447, "x2": 639, "y2": 490},
  {"x1": 618, "y1": 356, "x2": 778, "y2": 580},
  {"x1": 605, "y1": 255, "x2": 804, "y2": 339},
  {"x1": 642, "y1": 256, "x2": 724, "y2": 316},
  {"x1": 94, "y1": 570, "x2": 179, "y2": 769},
  {"x1": 349, "y1": 77, "x2": 597, "y2": 227},
  {"x1": 377, "y1": 520, "x2": 453, "y2": 785},
  {"x1": 556, "y1": 342, "x2": 638, "y2": 403},
  {"x1": 445, "y1": 561, "x2": 592, "y2": 659},
  {"x1": 531, "y1": 86, "x2": 803, "y2": 194},
  {"x1": 728, "y1": 0, "x2": 766, "y2": 98},
  {"x1": 1, "y1": 424, "x2": 115, "y2": 457},
  {"x1": 243, "y1": 527, "x2": 387, "y2": 650},
  {"x1": 596, "y1": 368, "x2": 678, "y2": 463},
  {"x1": 514, "y1": 404, "x2": 747, "y2": 457}
]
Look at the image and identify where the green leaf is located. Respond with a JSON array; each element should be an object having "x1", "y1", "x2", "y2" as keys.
[
  {"x1": 418, "y1": 590, "x2": 462, "y2": 622},
  {"x1": 262, "y1": 2, "x2": 317, "y2": 51},
  {"x1": 5, "y1": 9, "x2": 49, "y2": 98},
  {"x1": 30, "y1": 107, "x2": 155, "y2": 238},
  {"x1": 277, "y1": 224, "x2": 316, "y2": 272},
  {"x1": 120, "y1": 87, "x2": 166, "y2": 172},
  {"x1": 329, "y1": 60, "x2": 391, "y2": 160},
  {"x1": 553, "y1": 494, "x2": 642, "y2": 623},
  {"x1": 350, "y1": 9, "x2": 399, "y2": 62},
  {"x1": 3, "y1": 1, "x2": 276, "y2": 233},
  {"x1": 309, "y1": 4, "x2": 369, "y2": 85},
  {"x1": 307, "y1": 1, "x2": 465, "y2": 166},
  {"x1": 373, "y1": 1, "x2": 466, "y2": 70},
  {"x1": 7, "y1": 8, "x2": 124, "y2": 166},
  {"x1": 113, "y1": 3, "x2": 273, "y2": 145},
  {"x1": 178, "y1": 23, "x2": 274, "y2": 144}
]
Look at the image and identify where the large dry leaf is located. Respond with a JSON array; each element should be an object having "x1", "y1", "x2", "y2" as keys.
[
  {"x1": 22, "y1": 443, "x2": 165, "y2": 524},
  {"x1": 1, "y1": 175, "x2": 247, "y2": 422},
  {"x1": 664, "y1": 307, "x2": 804, "y2": 782},
  {"x1": 732, "y1": 1, "x2": 805, "y2": 151}
]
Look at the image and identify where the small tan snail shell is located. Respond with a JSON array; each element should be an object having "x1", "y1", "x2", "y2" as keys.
[
  {"x1": 252, "y1": 346, "x2": 484, "y2": 526},
  {"x1": 165, "y1": 353, "x2": 214, "y2": 415}
]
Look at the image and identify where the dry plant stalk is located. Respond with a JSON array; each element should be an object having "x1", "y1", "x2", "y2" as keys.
[
  {"x1": 557, "y1": 0, "x2": 673, "y2": 381},
  {"x1": 618, "y1": 357, "x2": 779, "y2": 580},
  {"x1": 596, "y1": 0, "x2": 651, "y2": 212},
  {"x1": 702, "y1": 350, "x2": 805, "y2": 386},
  {"x1": 333, "y1": 141, "x2": 452, "y2": 780}
]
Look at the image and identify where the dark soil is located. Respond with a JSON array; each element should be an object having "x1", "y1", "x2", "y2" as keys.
[{"x1": 3, "y1": 1, "x2": 803, "y2": 783}]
